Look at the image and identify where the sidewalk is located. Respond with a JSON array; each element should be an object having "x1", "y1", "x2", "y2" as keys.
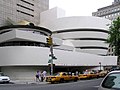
[{"x1": 10, "y1": 80, "x2": 49, "y2": 84}]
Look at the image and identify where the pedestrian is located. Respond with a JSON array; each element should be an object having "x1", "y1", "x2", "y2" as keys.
[
  {"x1": 76, "y1": 71, "x2": 79, "y2": 76},
  {"x1": 42, "y1": 70, "x2": 47, "y2": 80},
  {"x1": 40, "y1": 71, "x2": 44, "y2": 82},
  {"x1": 35, "y1": 71, "x2": 41, "y2": 82}
]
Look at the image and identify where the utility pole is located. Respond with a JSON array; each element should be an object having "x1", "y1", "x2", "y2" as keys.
[
  {"x1": 50, "y1": 44, "x2": 54, "y2": 75},
  {"x1": 46, "y1": 36, "x2": 54, "y2": 75},
  {"x1": 99, "y1": 62, "x2": 101, "y2": 71}
]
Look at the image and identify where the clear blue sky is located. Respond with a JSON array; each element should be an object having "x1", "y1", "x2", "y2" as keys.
[{"x1": 49, "y1": 0, "x2": 113, "y2": 16}]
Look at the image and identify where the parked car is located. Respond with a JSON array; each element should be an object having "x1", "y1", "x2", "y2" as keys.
[
  {"x1": 78, "y1": 74, "x2": 88, "y2": 80},
  {"x1": 0, "y1": 72, "x2": 10, "y2": 83},
  {"x1": 98, "y1": 70, "x2": 120, "y2": 90},
  {"x1": 79, "y1": 70, "x2": 98, "y2": 80},
  {"x1": 46, "y1": 72, "x2": 78, "y2": 83},
  {"x1": 98, "y1": 70, "x2": 108, "y2": 78}
]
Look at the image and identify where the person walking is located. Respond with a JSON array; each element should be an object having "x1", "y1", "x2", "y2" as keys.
[
  {"x1": 35, "y1": 71, "x2": 41, "y2": 82},
  {"x1": 42, "y1": 70, "x2": 47, "y2": 81},
  {"x1": 40, "y1": 71, "x2": 44, "y2": 82}
]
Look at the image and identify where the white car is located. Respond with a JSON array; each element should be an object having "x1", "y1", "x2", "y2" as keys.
[
  {"x1": 0, "y1": 72, "x2": 10, "y2": 83},
  {"x1": 98, "y1": 70, "x2": 120, "y2": 90}
]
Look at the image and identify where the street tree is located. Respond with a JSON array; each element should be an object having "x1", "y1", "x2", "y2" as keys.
[{"x1": 106, "y1": 17, "x2": 120, "y2": 66}]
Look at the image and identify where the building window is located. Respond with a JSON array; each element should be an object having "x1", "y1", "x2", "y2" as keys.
[
  {"x1": 17, "y1": 4, "x2": 34, "y2": 11},
  {"x1": 17, "y1": 10, "x2": 34, "y2": 17},
  {"x1": 20, "y1": 0, "x2": 34, "y2": 6}
]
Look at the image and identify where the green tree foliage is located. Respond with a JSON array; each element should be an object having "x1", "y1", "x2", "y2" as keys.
[{"x1": 107, "y1": 17, "x2": 120, "y2": 56}]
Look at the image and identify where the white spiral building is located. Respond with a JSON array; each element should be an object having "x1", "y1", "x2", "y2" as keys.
[
  {"x1": 0, "y1": 7, "x2": 117, "y2": 80},
  {"x1": 40, "y1": 7, "x2": 111, "y2": 56}
]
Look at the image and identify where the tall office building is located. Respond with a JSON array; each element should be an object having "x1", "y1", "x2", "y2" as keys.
[
  {"x1": 114, "y1": 0, "x2": 120, "y2": 4},
  {"x1": 92, "y1": 0, "x2": 120, "y2": 20},
  {"x1": 0, "y1": 0, "x2": 49, "y2": 26}
]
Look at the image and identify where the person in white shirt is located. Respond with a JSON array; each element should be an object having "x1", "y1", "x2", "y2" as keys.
[{"x1": 42, "y1": 71, "x2": 47, "y2": 81}]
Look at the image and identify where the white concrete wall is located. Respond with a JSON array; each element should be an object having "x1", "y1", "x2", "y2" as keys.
[
  {"x1": 57, "y1": 31, "x2": 108, "y2": 39},
  {"x1": 0, "y1": 46, "x2": 117, "y2": 80},
  {"x1": 54, "y1": 49, "x2": 117, "y2": 66},
  {"x1": 0, "y1": 46, "x2": 117, "y2": 66},
  {"x1": 0, "y1": 46, "x2": 49, "y2": 66},
  {"x1": 53, "y1": 45, "x2": 74, "y2": 51},
  {"x1": 40, "y1": 7, "x2": 65, "y2": 27},
  {"x1": 1, "y1": 66, "x2": 49, "y2": 80},
  {"x1": 0, "y1": 29, "x2": 47, "y2": 43},
  {"x1": 76, "y1": 49, "x2": 108, "y2": 55},
  {"x1": 40, "y1": 8, "x2": 111, "y2": 31},
  {"x1": 0, "y1": 29, "x2": 62, "y2": 46},
  {"x1": 0, "y1": 30, "x2": 16, "y2": 43}
]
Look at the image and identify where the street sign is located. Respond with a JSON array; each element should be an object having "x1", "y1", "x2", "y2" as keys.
[
  {"x1": 48, "y1": 59, "x2": 52, "y2": 63},
  {"x1": 49, "y1": 54, "x2": 57, "y2": 60},
  {"x1": 53, "y1": 56, "x2": 57, "y2": 60}
]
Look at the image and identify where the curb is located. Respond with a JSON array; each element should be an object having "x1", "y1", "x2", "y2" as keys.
[{"x1": 10, "y1": 80, "x2": 48, "y2": 85}]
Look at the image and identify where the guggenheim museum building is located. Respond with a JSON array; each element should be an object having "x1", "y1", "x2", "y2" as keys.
[{"x1": 0, "y1": 0, "x2": 117, "y2": 80}]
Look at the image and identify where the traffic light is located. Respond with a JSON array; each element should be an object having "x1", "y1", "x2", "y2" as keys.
[{"x1": 46, "y1": 36, "x2": 52, "y2": 45}]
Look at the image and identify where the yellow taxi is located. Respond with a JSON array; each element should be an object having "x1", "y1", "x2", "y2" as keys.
[
  {"x1": 79, "y1": 70, "x2": 99, "y2": 80},
  {"x1": 78, "y1": 74, "x2": 88, "y2": 80},
  {"x1": 46, "y1": 72, "x2": 78, "y2": 83}
]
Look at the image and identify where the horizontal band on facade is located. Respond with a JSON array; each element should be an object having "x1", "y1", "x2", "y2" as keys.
[
  {"x1": 53, "y1": 29, "x2": 108, "y2": 34},
  {"x1": 0, "y1": 25, "x2": 52, "y2": 36},
  {"x1": 75, "y1": 46, "x2": 108, "y2": 50}
]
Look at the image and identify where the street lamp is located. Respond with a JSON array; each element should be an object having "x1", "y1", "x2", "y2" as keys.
[{"x1": 46, "y1": 36, "x2": 54, "y2": 75}]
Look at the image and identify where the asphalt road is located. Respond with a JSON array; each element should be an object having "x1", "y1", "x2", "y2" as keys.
[{"x1": 0, "y1": 78, "x2": 103, "y2": 90}]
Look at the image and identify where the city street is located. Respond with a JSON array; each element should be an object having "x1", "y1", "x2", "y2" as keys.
[{"x1": 0, "y1": 78, "x2": 103, "y2": 90}]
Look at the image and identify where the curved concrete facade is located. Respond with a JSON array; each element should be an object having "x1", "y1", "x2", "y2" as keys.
[
  {"x1": 0, "y1": 46, "x2": 117, "y2": 66},
  {"x1": 44, "y1": 16, "x2": 110, "y2": 30},
  {"x1": 40, "y1": 8, "x2": 111, "y2": 55},
  {"x1": 0, "y1": 45, "x2": 117, "y2": 79}
]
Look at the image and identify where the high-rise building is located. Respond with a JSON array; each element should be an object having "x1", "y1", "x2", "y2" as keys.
[
  {"x1": 114, "y1": 0, "x2": 120, "y2": 4},
  {"x1": 0, "y1": 0, "x2": 49, "y2": 26},
  {"x1": 92, "y1": 0, "x2": 120, "y2": 20}
]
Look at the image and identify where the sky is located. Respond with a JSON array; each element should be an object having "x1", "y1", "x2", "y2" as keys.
[{"x1": 49, "y1": 0, "x2": 113, "y2": 16}]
